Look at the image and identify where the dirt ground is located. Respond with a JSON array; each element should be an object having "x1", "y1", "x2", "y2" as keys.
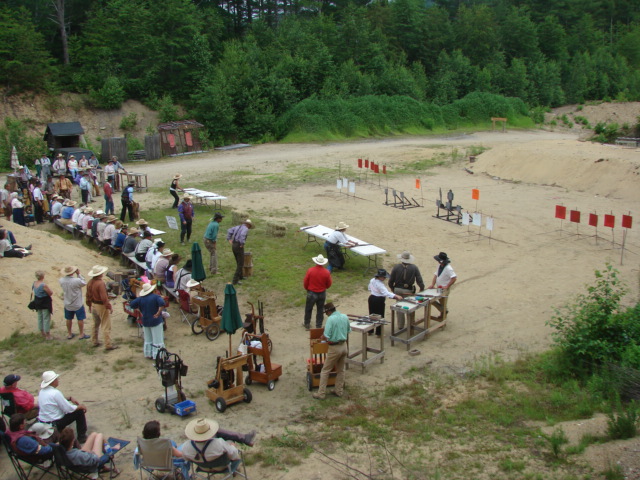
[{"x1": 1, "y1": 118, "x2": 640, "y2": 478}]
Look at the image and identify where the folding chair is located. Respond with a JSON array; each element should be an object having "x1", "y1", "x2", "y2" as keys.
[
  {"x1": 0, "y1": 391, "x2": 17, "y2": 421},
  {"x1": 135, "y1": 437, "x2": 186, "y2": 480},
  {"x1": 177, "y1": 290, "x2": 197, "y2": 325},
  {"x1": 0, "y1": 430, "x2": 59, "y2": 480},
  {"x1": 51, "y1": 442, "x2": 120, "y2": 480},
  {"x1": 189, "y1": 450, "x2": 248, "y2": 480}
]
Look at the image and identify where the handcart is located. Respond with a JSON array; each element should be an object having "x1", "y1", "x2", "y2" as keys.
[
  {"x1": 206, "y1": 354, "x2": 252, "y2": 413},
  {"x1": 191, "y1": 291, "x2": 222, "y2": 341},
  {"x1": 154, "y1": 348, "x2": 197, "y2": 416},
  {"x1": 243, "y1": 333, "x2": 282, "y2": 391},
  {"x1": 306, "y1": 328, "x2": 337, "y2": 391},
  {"x1": 242, "y1": 301, "x2": 272, "y2": 352}
]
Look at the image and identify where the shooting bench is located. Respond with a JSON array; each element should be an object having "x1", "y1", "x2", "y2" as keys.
[
  {"x1": 345, "y1": 315, "x2": 385, "y2": 373},
  {"x1": 389, "y1": 289, "x2": 447, "y2": 350}
]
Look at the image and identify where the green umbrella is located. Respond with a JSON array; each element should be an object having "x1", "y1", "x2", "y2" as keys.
[
  {"x1": 221, "y1": 283, "x2": 243, "y2": 356},
  {"x1": 191, "y1": 241, "x2": 206, "y2": 282}
]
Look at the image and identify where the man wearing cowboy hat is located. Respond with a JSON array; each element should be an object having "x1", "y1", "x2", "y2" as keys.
[
  {"x1": 37, "y1": 371, "x2": 88, "y2": 443},
  {"x1": 302, "y1": 254, "x2": 332, "y2": 330},
  {"x1": 79, "y1": 171, "x2": 92, "y2": 204},
  {"x1": 59, "y1": 266, "x2": 89, "y2": 340},
  {"x1": 55, "y1": 173, "x2": 72, "y2": 200},
  {"x1": 226, "y1": 219, "x2": 254, "y2": 285},
  {"x1": 323, "y1": 221, "x2": 359, "y2": 273},
  {"x1": 428, "y1": 252, "x2": 457, "y2": 319},
  {"x1": 180, "y1": 418, "x2": 242, "y2": 473},
  {"x1": 153, "y1": 248, "x2": 174, "y2": 280},
  {"x1": 52, "y1": 154, "x2": 66, "y2": 176},
  {"x1": 178, "y1": 194, "x2": 195, "y2": 245},
  {"x1": 119, "y1": 180, "x2": 136, "y2": 222},
  {"x1": 50, "y1": 195, "x2": 63, "y2": 220},
  {"x1": 389, "y1": 251, "x2": 426, "y2": 330},
  {"x1": 122, "y1": 227, "x2": 139, "y2": 256},
  {"x1": 204, "y1": 212, "x2": 224, "y2": 274},
  {"x1": 368, "y1": 269, "x2": 402, "y2": 336},
  {"x1": 312, "y1": 302, "x2": 351, "y2": 400},
  {"x1": 103, "y1": 178, "x2": 114, "y2": 215},
  {"x1": 86, "y1": 265, "x2": 118, "y2": 351},
  {"x1": 130, "y1": 283, "x2": 167, "y2": 359},
  {"x1": 169, "y1": 173, "x2": 183, "y2": 209}
]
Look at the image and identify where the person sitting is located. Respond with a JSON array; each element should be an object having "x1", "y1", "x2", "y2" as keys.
[
  {"x1": 101, "y1": 216, "x2": 117, "y2": 247},
  {"x1": 134, "y1": 230, "x2": 154, "y2": 262},
  {"x1": 59, "y1": 200, "x2": 76, "y2": 225},
  {"x1": 71, "y1": 203, "x2": 85, "y2": 225},
  {"x1": 90, "y1": 211, "x2": 104, "y2": 240},
  {"x1": 153, "y1": 248, "x2": 173, "y2": 281},
  {"x1": 80, "y1": 207, "x2": 94, "y2": 234},
  {"x1": 135, "y1": 420, "x2": 190, "y2": 478},
  {"x1": 96, "y1": 214, "x2": 110, "y2": 243},
  {"x1": 0, "y1": 229, "x2": 32, "y2": 258},
  {"x1": 50, "y1": 195, "x2": 63, "y2": 220},
  {"x1": 6, "y1": 414, "x2": 54, "y2": 463},
  {"x1": 185, "y1": 279, "x2": 202, "y2": 302},
  {"x1": 37, "y1": 371, "x2": 88, "y2": 443},
  {"x1": 145, "y1": 239, "x2": 165, "y2": 271},
  {"x1": 135, "y1": 218, "x2": 151, "y2": 237},
  {"x1": 122, "y1": 227, "x2": 139, "y2": 256},
  {"x1": 58, "y1": 427, "x2": 117, "y2": 476},
  {"x1": 10, "y1": 192, "x2": 25, "y2": 226},
  {"x1": 180, "y1": 418, "x2": 246, "y2": 475},
  {"x1": 113, "y1": 223, "x2": 127, "y2": 250},
  {"x1": 67, "y1": 156, "x2": 79, "y2": 179},
  {"x1": 52, "y1": 155, "x2": 66, "y2": 177},
  {"x1": 165, "y1": 254, "x2": 181, "y2": 289},
  {"x1": 0, "y1": 374, "x2": 39, "y2": 419}
]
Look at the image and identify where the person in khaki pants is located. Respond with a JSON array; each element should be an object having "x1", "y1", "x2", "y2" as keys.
[{"x1": 85, "y1": 265, "x2": 119, "y2": 351}]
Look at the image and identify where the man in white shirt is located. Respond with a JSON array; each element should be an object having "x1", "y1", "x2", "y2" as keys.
[
  {"x1": 180, "y1": 418, "x2": 241, "y2": 474},
  {"x1": 428, "y1": 251, "x2": 457, "y2": 319},
  {"x1": 50, "y1": 195, "x2": 63, "y2": 219},
  {"x1": 32, "y1": 180, "x2": 45, "y2": 224},
  {"x1": 37, "y1": 371, "x2": 88, "y2": 443}
]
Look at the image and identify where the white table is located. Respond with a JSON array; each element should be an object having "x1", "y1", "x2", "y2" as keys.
[
  {"x1": 299, "y1": 225, "x2": 386, "y2": 274},
  {"x1": 345, "y1": 317, "x2": 385, "y2": 373},
  {"x1": 183, "y1": 188, "x2": 227, "y2": 209}
]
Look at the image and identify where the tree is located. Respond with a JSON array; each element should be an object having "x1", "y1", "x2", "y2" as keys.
[
  {"x1": 51, "y1": 0, "x2": 69, "y2": 64},
  {"x1": 453, "y1": 5, "x2": 501, "y2": 66}
]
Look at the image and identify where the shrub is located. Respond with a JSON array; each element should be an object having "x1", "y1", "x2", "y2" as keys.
[
  {"x1": 89, "y1": 76, "x2": 125, "y2": 110},
  {"x1": 593, "y1": 122, "x2": 620, "y2": 143},
  {"x1": 119, "y1": 112, "x2": 137, "y2": 131},
  {"x1": 0, "y1": 118, "x2": 46, "y2": 170},
  {"x1": 158, "y1": 94, "x2": 179, "y2": 123},
  {"x1": 607, "y1": 402, "x2": 639, "y2": 440}
]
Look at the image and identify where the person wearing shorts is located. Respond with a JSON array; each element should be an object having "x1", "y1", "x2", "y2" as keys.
[{"x1": 59, "y1": 265, "x2": 89, "y2": 340}]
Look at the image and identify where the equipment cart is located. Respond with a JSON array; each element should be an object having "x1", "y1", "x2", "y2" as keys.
[
  {"x1": 206, "y1": 354, "x2": 252, "y2": 413},
  {"x1": 154, "y1": 348, "x2": 196, "y2": 416},
  {"x1": 242, "y1": 301, "x2": 272, "y2": 352},
  {"x1": 191, "y1": 291, "x2": 222, "y2": 341},
  {"x1": 244, "y1": 333, "x2": 282, "y2": 391},
  {"x1": 306, "y1": 328, "x2": 337, "y2": 391}
]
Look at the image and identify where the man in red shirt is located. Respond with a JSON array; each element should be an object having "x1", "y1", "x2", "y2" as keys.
[
  {"x1": 0, "y1": 374, "x2": 38, "y2": 419},
  {"x1": 302, "y1": 254, "x2": 332, "y2": 330},
  {"x1": 103, "y1": 180, "x2": 114, "y2": 215}
]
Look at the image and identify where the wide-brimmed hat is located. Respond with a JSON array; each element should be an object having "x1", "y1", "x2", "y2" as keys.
[
  {"x1": 40, "y1": 371, "x2": 60, "y2": 388},
  {"x1": 88, "y1": 265, "x2": 108, "y2": 277},
  {"x1": 3, "y1": 374, "x2": 20, "y2": 386},
  {"x1": 95, "y1": 210, "x2": 104, "y2": 216},
  {"x1": 105, "y1": 215, "x2": 116, "y2": 223},
  {"x1": 183, "y1": 195, "x2": 192, "y2": 201},
  {"x1": 375, "y1": 268, "x2": 390, "y2": 278},
  {"x1": 69, "y1": 155, "x2": 75, "y2": 159},
  {"x1": 185, "y1": 418, "x2": 219, "y2": 442},
  {"x1": 136, "y1": 218, "x2": 148, "y2": 226},
  {"x1": 213, "y1": 212, "x2": 224, "y2": 220},
  {"x1": 312, "y1": 254, "x2": 328, "y2": 265},
  {"x1": 161, "y1": 248, "x2": 174, "y2": 257},
  {"x1": 114, "y1": 220, "x2": 123, "y2": 229},
  {"x1": 186, "y1": 279, "x2": 200, "y2": 288},
  {"x1": 335, "y1": 221, "x2": 349, "y2": 230},
  {"x1": 397, "y1": 251, "x2": 415, "y2": 264},
  {"x1": 173, "y1": 174, "x2": 182, "y2": 179},
  {"x1": 244, "y1": 219, "x2": 254, "y2": 229},
  {"x1": 323, "y1": 302, "x2": 336, "y2": 312},
  {"x1": 128, "y1": 227, "x2": 139, "y2": 235},
  {"x1": 434, "y1": 252, "x2": 450, "y2": 263},
  {"x1": 84, "y1": 207, "x2": 93, "y2": 214},
  {"x1": 139, "y1": 283, "x2": 157, "y2": 296},
  {"x1": 67, "y1": 200, "x2": 77, "y2": 207},
  {"x1": 29, "y1": 422, "x2": 55, "y2": 440},
  {"x1": 57, "y1": 153, "x2": 64, "y2": 158},
  {"x1": 60, "y1": 265, "x2": 77, "y2": 276},
  {"x1": 128, "y1": 181, "x2": 135, "y2": 186}
]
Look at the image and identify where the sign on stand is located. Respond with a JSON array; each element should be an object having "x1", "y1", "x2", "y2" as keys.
[{"x1": 166, "y1": 216, "x2": 179, "y2": 230}]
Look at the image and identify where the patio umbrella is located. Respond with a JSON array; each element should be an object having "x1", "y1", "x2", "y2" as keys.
[
  {"x1": 221, "y1": 283, "x2": 243, "y2": 356},
  {"x1": 190, "y1": 241, "x2": 206, "y2": 282},
  {"x1": 10, "y1": 146, "x2": 19, "y2": 171}
]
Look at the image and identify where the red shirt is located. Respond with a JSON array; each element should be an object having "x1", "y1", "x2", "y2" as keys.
[
  {"x1": 0, "y1": 385, "x2": 35, "y2": 413},
  {"x1": 103, "y1": 182, "x2": 113, "y2": 201},
  {"x1": 303, "y1": 265, "x2": 332, "y2": 293}
]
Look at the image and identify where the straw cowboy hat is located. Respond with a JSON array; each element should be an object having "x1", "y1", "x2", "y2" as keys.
[
  {"x1": 312, "y1": 254, "x2": 328, "y2": 265},
  {"x1": 105, "y1": 215, "x2": 117, "y2": 223},
  {"x1": 57, "y1": 153, "x2": 64, "y2": 158},
  {"x1": 84, "y1": 207, "x2": 94, "y2": 214},
  {"x1": 88, "y1": 265, "x2": 108, "y2": 277},
  {"x1": 335, "y1": 221, "x2": 349, "y2": 230},
  {"x1": 40, "y1": 371, "x2": 60, "y2": 388},
  {"x1": 397, "y1": 251, "x2": 415, "y2": 264},
  {"x1": 136, "y1": 218, "x2": 148, "y2": 226},
  {"x1": 60, "y1": 265, "x2": 78, "y2": 276},
  {"x1": 161, "y1": 248, "x2": 174, "y2": 257},
  {"x1": 182, "y1": 195, "x2": 192, "y2": 201},
  {"x1": 114, "y1": 220, "x2": 123, "y2": 229},
  {"x1": 185, "y1": 418, "x2": 219, "y2": 442},
  {"x1": 173, "y1": 174, "x2": 182, "y2": 180},
  {"x1": 128, "y1": 227, "x2": 139, "y2": 235},
  {"x1": 139, "y1": 283, "x2": 157, "y2": 297},
  {"x1": 186, "y1": 279, "x2": 200, "y2": 288},
  {"x1": 29, "y1": 423, "x2": 55, "y2": 440},
  {"x1": 66, "y1": 200, "x2": 77, "y2": 207},
  {"x1": 244, "y1": 219, "x2": 254, "y2": 229}
]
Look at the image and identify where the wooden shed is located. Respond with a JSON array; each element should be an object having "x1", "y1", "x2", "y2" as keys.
[
  {"x1": 43, "y1": 122, "x2": 85, "y2": 150},
  {"x1": 157, "y1": 120, "x2": 205, "y2": 156}
]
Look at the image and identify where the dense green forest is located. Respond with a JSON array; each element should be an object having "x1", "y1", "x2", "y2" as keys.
[{"x1": 2, "y1": 0, "x2": 639, "y2": 143}]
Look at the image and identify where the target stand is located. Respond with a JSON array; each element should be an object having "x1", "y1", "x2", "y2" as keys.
[{"x1": 384, "y1": 188, "x2": 422, "y2": 210}]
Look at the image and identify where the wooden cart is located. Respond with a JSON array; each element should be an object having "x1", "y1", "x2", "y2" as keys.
[
  {"x1": 244, "y1": 333, "x2": 282, "y2": 391},
  {"x1": 206, "y1": 354, "x2": 252, "y2": 413},
  {"x1": 306, "y1": 328, "x2": 337, "y2": 391},
  {"x1": 191, "y1": 291, "x2": 222, "y2": 341}
]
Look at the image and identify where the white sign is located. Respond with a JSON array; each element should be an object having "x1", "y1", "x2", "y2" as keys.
[
  {"x1": 486, "y1": 217, "x2": 494, "y2": 231},
  {"x1": 348, "y1": 181, "x2": 355, "y2": 194},
  {"x1": 472, "y1": 213, "x2": 482, "y2": 226},
  {"x1": 166, "y1": 216, "x2": 179, "y2": 230},
  {"x1": 336, "y1": 179, "x2": 342, "y2": 189},
  {"x1": 462, "y1": 212, "x2": 470, "y2": 226}
]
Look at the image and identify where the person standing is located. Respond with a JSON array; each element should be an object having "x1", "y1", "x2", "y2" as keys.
[
  {"x1": 86, "y1": 265, "x2": 118, "y2": 351},
  {"x1": 120, "y1": 181, "x2": 135, "y2": 222},
  {"x1": 111, "y1": 156, "x2": 128, "y2": 191},
  {"x1": 368, "y1": 269, "x2": 402, "y2": 336},
  {"x1": 52, "y1": 154, "x2": 66, "y2": 176},
  {"x1": 79, "y1": 172, "x2": 91, "y2": 205},
  {"x1": 59, "y1": 265, "x2": 89, "y2": 340},
  {"x1": 169, "y1": 174, "x2": 182, "y2": 208},
  {"x1": 33, "y1": 271, "x2": 53, "y2": 340},
  {"x1": 203, "y1": 212, "x2": 224, "y2": 274},
  {"x1": 39, "y1": 153, "x2": 51, "y2": 182},
  {"x1": 1, "y1": 183, "x2": 11, "y2": 221},
  {"x1": 428, "y1": 252, "x2": 457, "y2": 319},
  {"x1": 388, "y1": 251, "x2": 425, "y2": 330},
  {"x1": 177, "y1": 195, "x2": 194, "y2": 245},
  {"x1": 103, "y1": 179, "x2": 114, "y2": 215},
  {"x1": 32, "y1": 180, "x2": 45, "y2": 224},
  {"x1": 104, "y1": 159, "x2": 116, "y2": 186},
  {"x1": 67, "y1": 155, "x2": 78, "y2": 179},
  {"x1": 323, "y1": 221, "x2": 358, "y2": 273},
  {"x1": 312, "y1": 302, "x2": 351, "y2": 400},
  {"x1": 302, "y1": 254, "x2": 332, "y2": 330},
  {"x1": 226, "y1": 219, "x2": 254, "y2": 286},
  {"x1": 130, "y1": 283, "x2": 167, "y2": 359},
  {"x1": 55, "y1": 173, "x2": 72, "y2": 199},
  {"x1": 10, "y1": 192, "x2": 25, "y2": 226}
]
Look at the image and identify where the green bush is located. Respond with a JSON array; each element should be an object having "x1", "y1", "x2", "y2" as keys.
[
  {"x1": 0, "y1": 118, "x2": 46, "y2": 170},
  {"x1": 89, "y1": 76, "x2": 126, "y2": 110},
  {"x1": 593, "y1": 122, "x2": 620, "y2": 143},
  {"x1": 607, "y1": 402, "x2": 639, "y2": 440},
  {"x1": 158, "y1": 94, "x2": 179, "y2": 123},
  {"x1": 119, "y1": 112, "x2": 137, "y2": 131}
]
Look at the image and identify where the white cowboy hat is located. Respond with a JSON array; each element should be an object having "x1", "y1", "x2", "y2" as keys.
[
  {"x1": 60, "y1": 265, "x2": 77, "y2": 276},
  {"x1": 40, "y1": 371, "x2": 60, "y2": 389},
  {"x1": 244, "y1": 219, "x2": 254, "y2": 229},
  {"x1": 128, "y1": 227, "x2": 139, "y2": 235},
  {"x1": 161, "y1": 248, "x2": 174, "y2": 257},
  {"x1": 173, "y1": 174, "x2": 182, "y2": 179},
  {"x1": 186, "y1": 279, "x2": 200, "y2": 288},
  {"x1": 335, "y1": 221, "x2": 349, "y2": 230},
  {"x1": 88, "y1": 265, "x2": 108, "y2": 277},
  {"x1": 139, "y1": 283, "x2": 157, "y2": 296},
  {"x1": 397, "y1": 251, "x2": 415, "y2": 264},
  {"x1": 313, "y1": 254, "x2": 328, "y2": 265},
  {"x1": 29, "y1": 422, "x2": 55, "y2": 440},
  {"x1": 183, "y1": 195, "x2": 192, "y2": 201},
  {"x1": 185, "y1": 418, "x2": 219, "y2": 442},
  {"x1": 135, "y1": 218, "x2": 148, "y2": 225}
]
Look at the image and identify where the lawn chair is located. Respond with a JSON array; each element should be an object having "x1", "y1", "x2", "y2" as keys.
[
  {"x1": 189, "y1": 450, "x2": 248, "y2": 480},
  {"x1": 51, "y1": 441, "x2": 120, "y2": 480},
  {"x1": 1, "y1": 430, "x2": 59, "y2": 480},
  {"x1": 177, "y1": 290, "x2": 197, "y2": 325},
  {"x1": 135, "y1": 437, "x2": 187, "y2": 480},
  {"x1": 1, "y1": 391, "x2": 17, "y2": 424}
]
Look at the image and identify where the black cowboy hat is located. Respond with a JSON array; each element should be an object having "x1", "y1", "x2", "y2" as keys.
[{"x1": 434, "y1": 252, "x2": 450, "y2": 263}]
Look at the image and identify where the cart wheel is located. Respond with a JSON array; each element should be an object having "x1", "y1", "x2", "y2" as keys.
[
  {"x1": 215, "y1": 397, "x2": 226, "y2": 413},
  {"x1": 267, "y1": 380, "x2": 276, "y2": 391},
  {"x1": 245, "y1": 375, "x2": 252, "y2": 385},
  {"x1": 155, "y1": 397, "x2": 166, "y2": 413},
  {"x1": 243, "y1": 388, "x2": 253, "y2": 403},
  {"x1": 191, "y1": 319, "x2": 204, "y2": 335},
  {"x1": 267, "y1": 338, "x2": 273, "y2": 353},
  {"x1": 306, "y1": 373, "x2": 313, "y2": 391},
  {"x1": 205, "y1": 324, "x2": 220, "y2": 341}
]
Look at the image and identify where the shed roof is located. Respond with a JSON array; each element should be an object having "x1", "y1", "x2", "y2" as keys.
[
  {"x1": 157, "y1": 120, "x2": 204, "y2": 131},
  {"x1": 44, "y1": 122, "x2": 85, "y2": 140}
]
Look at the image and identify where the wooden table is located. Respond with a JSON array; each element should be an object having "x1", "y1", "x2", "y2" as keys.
[
  {"x1": 119, "y1": 172, "x2": 148, "y2": 192},
  {"x1": 389, "y1": 289, "x2": 447, "y2": 350},
  {"x1": 345, "y1": 317, "x2": 385, "y2": 372}
]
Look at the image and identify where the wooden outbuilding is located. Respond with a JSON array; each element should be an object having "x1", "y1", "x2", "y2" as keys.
[
  {"x1": 157, "y1": 120, "x2": 205, "y2": 156},
  {"x1": 43, "y1": 122, "x2": 85, "y2": 149}
]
